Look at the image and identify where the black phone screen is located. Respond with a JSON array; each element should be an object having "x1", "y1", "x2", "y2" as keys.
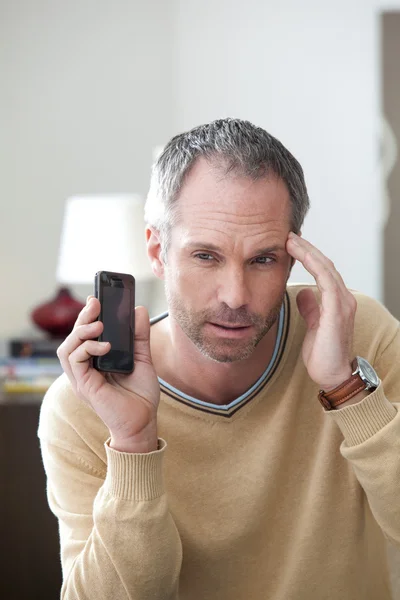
[
  {"x1": 94, "y1": 271, "x2": 135, "y2": 374},
  {"x1": 102, "y1": 286, "x2": 131, "y2": 351}
]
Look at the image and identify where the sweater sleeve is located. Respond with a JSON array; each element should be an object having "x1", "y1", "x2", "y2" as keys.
[
  {"x1": 38, "y1": 379, "x2": 182, "y2": 600},
  {"x1": 325, "y1": 325, "x2": 400, "y2": 547}
]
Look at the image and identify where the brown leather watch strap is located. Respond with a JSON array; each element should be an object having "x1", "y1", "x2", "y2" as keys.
[{"x1": 318, "y1": 373, "x2": 366, "y2": 411}]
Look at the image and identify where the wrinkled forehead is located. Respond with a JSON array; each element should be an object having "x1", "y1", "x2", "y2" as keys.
[{"x1": 174, "y1": 157, "x2": 291, "y2": 227}]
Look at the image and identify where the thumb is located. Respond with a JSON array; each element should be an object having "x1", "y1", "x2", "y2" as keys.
[
  {"x1": 134, "y1": 305, "x2": 153, "y2": 365},
  {"x1": 296, "y1": 288, "x2": 320, "y2": 330}
]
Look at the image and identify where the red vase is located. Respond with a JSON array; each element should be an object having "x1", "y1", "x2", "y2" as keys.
[{"x1": 31, "y1": 287, "x2": 85, "y2": 338}]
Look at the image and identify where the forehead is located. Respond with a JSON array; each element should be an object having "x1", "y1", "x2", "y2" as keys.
[{"x1": 173, "y1": 157, "x2": 291, "y2": 242}]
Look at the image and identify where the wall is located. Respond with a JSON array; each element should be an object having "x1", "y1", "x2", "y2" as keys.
[
  {"x1": 2, "y1": 0, "x2": 400, "y2": 339},
  {"x1": 382, "y1": 12, "x2": 400, "y2": 320},
  {"x1": 174, "y1": 0, "x2": 383, "y2": 299},
  {"x1": 0, "y1": 0, "x2": 174, "y2": 338}
]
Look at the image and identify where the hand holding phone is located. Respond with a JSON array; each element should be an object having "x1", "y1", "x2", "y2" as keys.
[{"x1": 56, "y1": 275, "x2": 160, "y2": 453}]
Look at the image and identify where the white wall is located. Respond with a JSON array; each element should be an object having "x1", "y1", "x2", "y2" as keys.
[
  {"x1": 174, "y1": 0, "x2": 384, "y2": 299},
  {"x1": 0, "y1": 0, "x2": 174, "y2": 337},
  {"x1": 1, "y1": 0, "x2": 399, "y2": 339}
]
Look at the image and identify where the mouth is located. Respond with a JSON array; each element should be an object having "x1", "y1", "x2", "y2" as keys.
[
  {"x1": 206, "y1": 322, "x2": 253, "y2": 338},
  {"x1": 211, "y1": 323, "x2": 251, "y2": 330}
]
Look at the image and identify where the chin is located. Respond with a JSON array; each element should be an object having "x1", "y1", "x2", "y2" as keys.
[{"x1": 197, "y1": 340, "x2": 257, "y2": 364}]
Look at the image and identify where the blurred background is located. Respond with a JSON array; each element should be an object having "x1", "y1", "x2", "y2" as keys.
[
  {"x1": 1, "y1": 0, "x2": 400, "y2": 598},
  {"x1": 1, "y1": 0, "x2": 400, "y2": 340}
]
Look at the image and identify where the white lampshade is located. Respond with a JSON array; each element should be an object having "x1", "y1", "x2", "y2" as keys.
[{"x1": 56, "y1": 195, "x2": 154, "y2": 284}]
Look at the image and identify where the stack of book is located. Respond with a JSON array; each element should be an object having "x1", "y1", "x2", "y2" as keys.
[{"x1": 0, "y1": 338, "x2": 64, "y2": 394}]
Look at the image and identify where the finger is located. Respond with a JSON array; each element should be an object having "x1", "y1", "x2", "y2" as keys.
[
  {"x1": 73, "y1": 297, "x2": 101, "y2": 329},
  {"x1": 287, "y1": 234, "x2": 344, "y2": 280},
  {"x1": 133, "y1": 306, "x2": 153, "y2": 365},
  {"x1": 294, "y1": 252, "x2": 347, "y2": 322},
  {"x1": 296, "y1": 288, "x2": 320, "y2": 330},
  {"x1": 291, "y1": 258, "x2": 356, "y2": 333},
  {"x1": 286, "y1": 235, "x2": 357, "y2": 324},
  {"x1": 287, "y1": 234, "x2": 347, "y2": 295},
  {"x1": 69, "y1": 340, "x2": 111, "y2": 391},
  {"x1": 57, "y1": 320, "x2": 104, "y2": 383}
]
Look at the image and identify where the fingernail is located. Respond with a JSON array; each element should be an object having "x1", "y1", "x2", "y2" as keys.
[{"x1": 86, "y1": 295, "x2": 94, "y2": 304}]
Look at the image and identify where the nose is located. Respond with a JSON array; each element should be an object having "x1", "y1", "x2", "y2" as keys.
[{"x1": 217, "y1": 266, "x2": 251, "y2": 310}]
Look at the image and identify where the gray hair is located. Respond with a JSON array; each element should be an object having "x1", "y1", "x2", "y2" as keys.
[{"x1": 145, "y1": 118, "x2": 310, "y2": 249}]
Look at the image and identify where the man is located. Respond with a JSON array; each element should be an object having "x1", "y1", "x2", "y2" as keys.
[{"x1": 39, "y1": 118, "x2": 400, "y2": 600}]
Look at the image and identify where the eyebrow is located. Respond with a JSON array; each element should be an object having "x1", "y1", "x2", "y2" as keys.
[{"x1": 185, "y1": 242, "x2": 286, "y2": 254}]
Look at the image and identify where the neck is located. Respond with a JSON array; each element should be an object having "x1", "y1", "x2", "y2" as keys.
[{"x1": 154, "y1": 316, "x2": 280, "y2": 405}]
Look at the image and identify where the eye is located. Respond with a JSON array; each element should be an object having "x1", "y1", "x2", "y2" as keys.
[
  {"x1": 252, "y1": 256, "x2": 276, "y2": 265},
  {"x1": 194, "y1": 253, "x2": 214, "y2": 261}
]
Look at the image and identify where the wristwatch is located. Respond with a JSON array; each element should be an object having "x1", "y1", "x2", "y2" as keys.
[{"x1": 318, "y1": 356, "x2": 380, "y2": 411}]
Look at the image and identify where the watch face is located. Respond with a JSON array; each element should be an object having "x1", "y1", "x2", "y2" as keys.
[{"x1": 357, "y1": 357, "x2": 380, "y2": 387}]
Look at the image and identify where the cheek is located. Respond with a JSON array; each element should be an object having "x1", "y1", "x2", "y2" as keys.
[
  {"x1": 249, "y1": 269, "x2": 288, "y2": 305},
  {"x1": 173, "y1": 265, "x2": 217, "y2": 306},
  {"x1": 166, "y1": 264, "x2": 206, "y2": 294}
]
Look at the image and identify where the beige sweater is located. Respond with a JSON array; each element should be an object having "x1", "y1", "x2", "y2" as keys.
[{"x1": 38, "y1": 285, "x2": 400, "y2": 600}]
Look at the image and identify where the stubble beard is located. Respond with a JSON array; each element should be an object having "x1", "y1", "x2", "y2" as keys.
[{"x1": 165, "y1": 284, "x2": 285, "y2": 363}]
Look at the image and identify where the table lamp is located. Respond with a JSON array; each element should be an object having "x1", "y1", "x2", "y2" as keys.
[{"x1": 31, "y1": 194, "x2": 154, "y2": 337}]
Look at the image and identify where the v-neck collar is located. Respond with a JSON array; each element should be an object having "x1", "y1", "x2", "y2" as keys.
[{"x1": 151, "y1": 291, "x2": 291, "y2": 418}]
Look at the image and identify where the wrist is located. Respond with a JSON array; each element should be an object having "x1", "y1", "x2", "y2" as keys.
[
  {"x1": 318, "y1": 357, "x2": 380, "y2": 411},
  {"x1": 110, "y1": 421, "x2": 158, "y2": 454},
  {"x1": 320, "y1": 367, "x2": 353, "y2": 392},
  {"x1": 109, "y1": 437, "x2": 159, "y2": 454},
  {"x1": 335, "y1": 388, "x2": 371, "y2": 409}
]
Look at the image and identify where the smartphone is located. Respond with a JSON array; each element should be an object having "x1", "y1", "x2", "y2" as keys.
[{"x1": 93, "y1": 271, "x2": 135, "y2": 374}]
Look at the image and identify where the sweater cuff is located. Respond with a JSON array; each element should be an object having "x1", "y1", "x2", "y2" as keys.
[
  {"x1": 324, "y1": 385, "x2": 397, "y2": 446},
  {"x1": 104, "y1": 438, "x2": 167, "y2": 501}
]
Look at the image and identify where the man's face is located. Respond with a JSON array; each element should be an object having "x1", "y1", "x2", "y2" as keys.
[{"x1": 162, "y1": 158, "x2": 294, "y2": 363}]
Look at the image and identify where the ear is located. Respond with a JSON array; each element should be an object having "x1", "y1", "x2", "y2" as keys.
[{"x1": 146, "y1": 226, "x2": 165, "y2": 280}]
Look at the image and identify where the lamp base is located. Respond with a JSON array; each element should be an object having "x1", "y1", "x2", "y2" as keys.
[{"x1": 31, "y1": 287, "x2": 85, "y2": 338}]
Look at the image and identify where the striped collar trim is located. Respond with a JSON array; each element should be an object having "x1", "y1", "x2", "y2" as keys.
[{"x1": 151, "y1": 292, "x2": 290, "y2": 418}]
